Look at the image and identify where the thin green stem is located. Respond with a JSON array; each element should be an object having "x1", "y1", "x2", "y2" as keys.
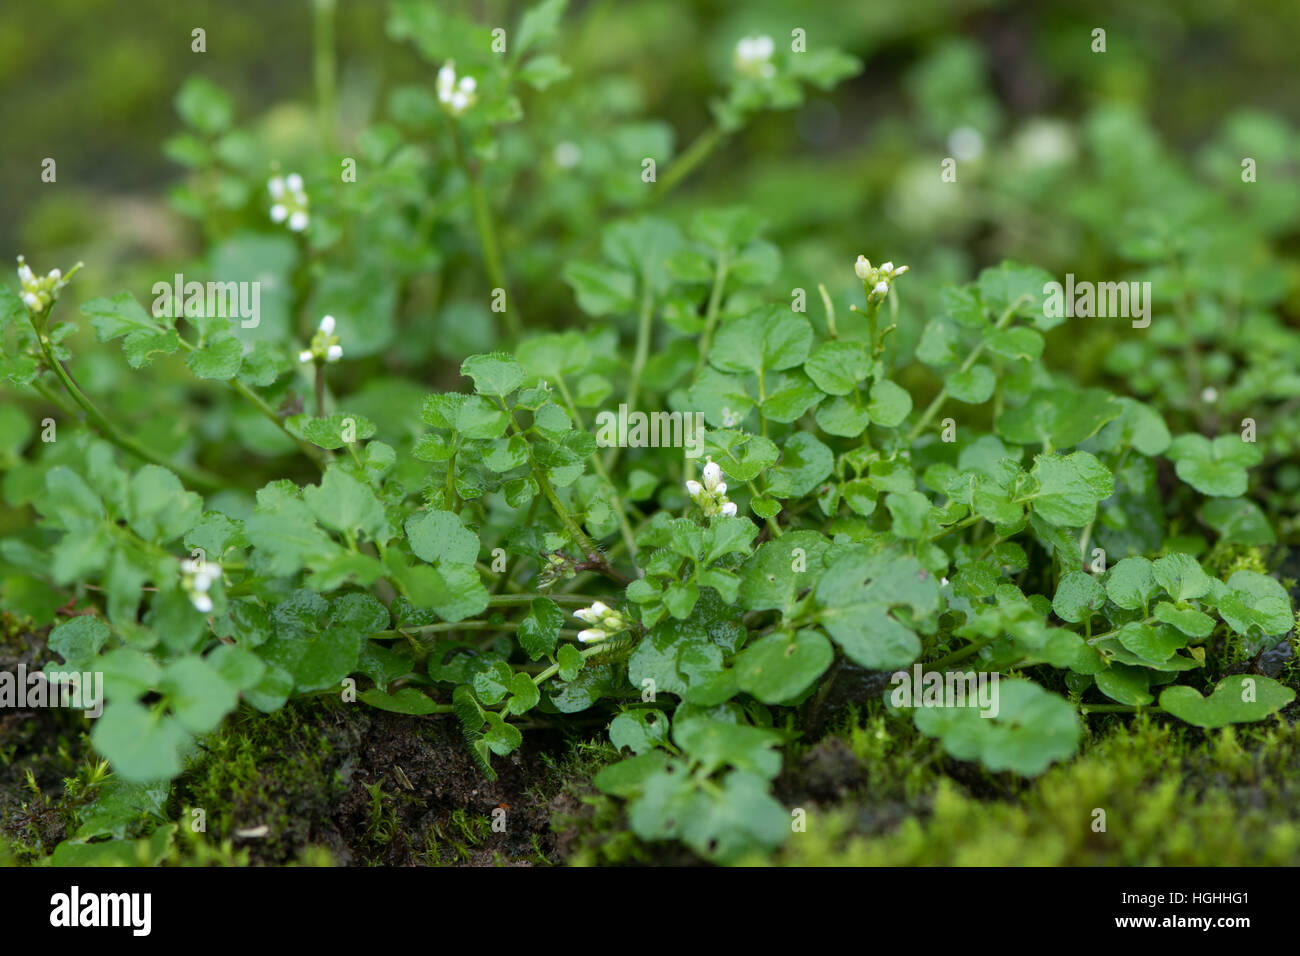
[
  {"x1": 555, "y1": 374, "x2": 639, "y2": 561},
  {"x1": 655, "y1": 124, "x2": 725, "y2": 198},
  {"x1": 450, "y1": 121, "x2": 522, "y2": 340},
  {"x1": 312, "y1": 0, "x2": 338, "y2": 151},
  {"x1": 906, "y1": 294, "x2": 1030, "y2": 442},
  {"x1": 692, "y1": 252, "x2": 730, "y2": 381},
  {"x1": 32, "y1": 328, "x2": 221, "y2": 491}
]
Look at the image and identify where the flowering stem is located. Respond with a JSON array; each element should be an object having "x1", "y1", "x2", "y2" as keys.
[
  {"x1": 656, "y1": 124, "x2": 725, "y2": 198},
  {"x1": 692, "y1": 251, "x2": 730, "y2": 381},
  {"x1": 605, "y1": 288, "x2": 654, "y2": 473},
  {"x1": 449, "y1": 122, "x2": 522, "y2": 340},
  {"x1": 312, "y1": 0, "x2": 338, "y2": 151},
  {"x1": 31, "y1": 325, "x2": 221, "y2": 491},
  {"x1": 315, "y1": 363, "x2": 327, "y2": 417},
  {"x1": 555, "y1": 374, "x2": 640, "y2": 561}
]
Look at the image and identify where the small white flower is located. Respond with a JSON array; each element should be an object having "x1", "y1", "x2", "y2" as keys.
[
  {"x1": 948, "y1": 126, "x2": 984, "y2": 163},
  {"x1": 458, "y1": 76, "x2": 476, "y2": 94},
  {"x1": 288, "y1": 210, "x2": 309, "y2": 232},
  {"x1": 702, "y1": 460, "x2": 723, "y2": 492},
  {"x1": 735, "y1": 34, "x2": 776, "y2": 78},
  {"x1": 319, "y1": 314, "x2": 336, "y2": 335},
  {"x1": 268, "y1": 177, "x2": 286, "y2": 199},
  {"x1": 192, "y1": 593, "x2": 214, "y2": 614},
  {"x1": 270, "y1": 203, "x2": 288, "y2": 223},
  {"x1": 17, "y1": 262, "x2": 34, "y2": 284},
  {"x1": 685, "y1": 479, "x2": 703, "y2": 498},
  {"x1": 285, "y1": 173, "x2": 304, "y2": 193},
  {"x1": 326, "y1": 344, "x2": 343, "y2": 362},
  {"x1": 588, "y1": 601, "x2": 610, "y2": 617},
  {"x1": 450, "y1": 91, "x2": 470, "y2": 113},
  {"x1": 577, "y1": 628, "x2": 607, "y2": 644},
  {"x1": 553, "y1": 141, "x2": 581, "y2": 168},
  {"x1": 22, "y1": 292, "x2": 40, "y2": 310},
  {"x1": 193, "y1": 574, "x2": 212, "y2": 593},
  {"x1": 1201, "y1": 387, "x2": 1218, "y2": 403},
  {"x1": 855, "y1": 255, "x2": 871, "y2": 280},
  {"x1": 874, "y1": 281, "x2": 889, "y2": 297},
  {"x1": 880, "y1": 262, "x2": 893, "y2": 274},
  {"x1": 720, "y1": 501, "x2": 738, "y2": 517},
  {"x1": 299, "y1": 349, "x2": 314, "y2": 363},
  {"x1": 437, "y1": 63, "x2": 456, "y2": 97}
]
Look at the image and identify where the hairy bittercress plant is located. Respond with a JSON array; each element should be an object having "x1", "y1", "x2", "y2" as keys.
[{"x1": 2, "y1": 0, "x2": 1295, "y2": 866}]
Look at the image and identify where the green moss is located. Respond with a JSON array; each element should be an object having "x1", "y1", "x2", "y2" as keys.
[
  {"x1": 766, "y1": 717, "x2": 1300, "y2": 865},
  {"x1": 175, "y1": 705, "x2": 345, "y2": 865}
]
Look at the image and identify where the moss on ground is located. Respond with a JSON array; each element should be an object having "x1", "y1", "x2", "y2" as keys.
[
  {"x1": 6, "y1": 606, "x2": 1300, "y2": 866},
  {"x1": 759, "y1": 709, "x2": 1300, "y2": 866}
]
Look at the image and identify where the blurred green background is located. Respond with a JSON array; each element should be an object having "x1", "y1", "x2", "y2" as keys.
[{"x1": 5, "y1": 0, "x2": 1299, "y2": 259}]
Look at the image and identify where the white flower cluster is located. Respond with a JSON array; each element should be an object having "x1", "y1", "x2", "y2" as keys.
[
  {"x1": 268, "y1": 172, "x2": 310, "y2": 232},
  {"x1": 734, "y1": 35, "x2": 776, "y2": 79},
  {"x1": 299, "y1": 314, "x2": 343, "y2": 364},
  {"x1": 16, "y1": 255, "x2": 73, "y2": 315},
  {"x1": 686, "y1": 459, "x2": 738, "y2": 518},
  {"x1": 437, "y1": 61, "x2": 478, "y2": 116},
  {"x1": 574, "y1": 601, "x2": 629, "y2": 644},
  {"x1": 180, "y1": 558, "x2": 221, "y2": 613},
  {"x1": 854, "y1": 256, "x2": 909, "y2": 304}
]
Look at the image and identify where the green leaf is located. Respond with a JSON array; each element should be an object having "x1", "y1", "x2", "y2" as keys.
[
  {"x1": 733, "y1": 629, "x2": 832, "y2": 704},
  {"x1": 92, "y1": 702, "x2": 189, "y2": 782},
  {"x1": 1105, "y1": 556, "x2": 1157, "y2": 611},
  {"x1": 359, "y1": 687, "x2": 441, "y2": 715},
  {"x1": 738, "y1": 531, "x2": 828, "y2": 616},
  {"x1": 508, "y1": 598, "x2": 559, "y2": 662},
  {"x1": 1052, "y1": 571, "x2": 1105, "y2": 623},
  {"x1": 159, "y1": 656, "x2": 238, "y2": 733},
  {"x1": 460, "y1": 352, "x2": 525, "y2": 396},
  {"x1": 126, "y1": 465, "x2": 202, "y2": 542},
  {"x1": 1160, "y1": 675, "x2": 1295, "y2": 728},
  {"x1": 996, "y1": 389, "x2": 1123, "y2": 449},
  {"x1": 1151, "y1": 553, "x2": 1212, "y2": 602},
  {"x1": 609, "y1": 709, "x2": 669, "y2": 755},
  {"x1": 867, "y1": 379, "x2": 912, "y2": 427},
  {"x1": 1200, "y1": 498, "x2": 1275, "y2": 546},
  {"x1": 185, "y1": 334, "x2": 243, "y2": 380},
  {"x1": 563, "y1": 261, "x2": 636, "y2": 316},
  {"x1": 303, "y1": 467, "x2": 391, "y2": 543},
  {"x1": 945, "y1": 364, "x2": 996, "y2": 404},
  {"x1": 814, "y1": 547, "x2": 939, "y2": 669},
  {"x1": 672, "y1": 716, "x2": 782, "y2": 779},
  {"x1": 405, "y1": 510, "x2": 480, "y2": 565},
  {"x1": 48, "y1": 616, "x2": 110, "y2": 670},
  {"x1": 1094, "y1": 664, "x2": 1153, "y2": 706},
  {"x1": 1028, "y1": 451, "x2": 1113, "y2": 527},
  {"x1": 710, "y1": 308, "x2": 812, "y2": 377},
  {"x1": 1167, "y1": 434, "x2": 1263, "y2": 497},
  {"x1": 765, "y1": 432, "x2": 832, "y2": 499},
  {"x1": 910, "y1": 679, "x2": 1081, "y2": 776},
  {"x1": 285, "y1": 412, "x2": 377, "y2": 449},
  {"x1": 1152, "y1": 601, "x2": 1215, "y2": 638},
  {"x1": 516, "y1": 0, "x2": 567, "y2": 55},
  {"x1": 803, "y1": 340, "x2": 869, "y2": 395}
]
